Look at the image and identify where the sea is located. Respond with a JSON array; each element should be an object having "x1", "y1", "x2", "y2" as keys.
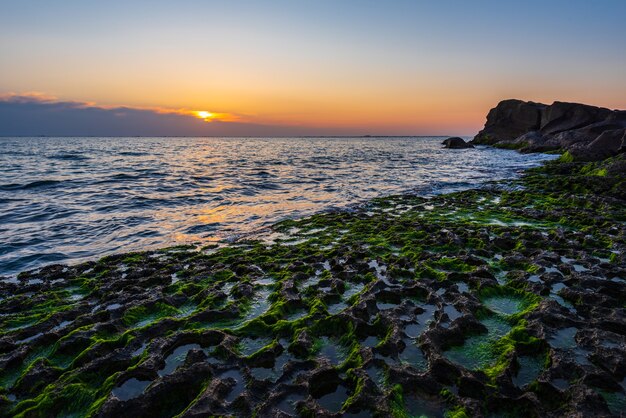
[{"x1": 0, "y1": 136, "x2": 557, "y2": 277}]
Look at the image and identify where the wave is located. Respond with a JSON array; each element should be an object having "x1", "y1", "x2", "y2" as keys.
[
  {"x1": 0, "y1": 180, "x2": 62, "y2": 191},
  {"x1": 48, "y1": 153, "x2": 90, "y2": 161}
]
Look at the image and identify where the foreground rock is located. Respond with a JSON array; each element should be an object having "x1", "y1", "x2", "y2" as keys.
[
  {"x1": 442, "y1": 137, "x2": 474, "y2": 149},
  {"x1": 0, "y1": 154, "x2": 624, "y2": 417},
  {"x1": 473, "y1": 99, "x2": 626, "y2": 160}
]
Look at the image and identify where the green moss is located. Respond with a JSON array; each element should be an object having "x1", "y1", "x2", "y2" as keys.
[
  {"x1": 430, "y1": 257, "x2": 474, "y2": 273},
  {"x1": 558, "y1": 151, "x2": 574, "y2": 163},
  {"x1": 445, "y1": 406, "x2": 470, "y2": 418},
  {"x1": 122, "y1": 302, "x2": 179, "y2": 327}
]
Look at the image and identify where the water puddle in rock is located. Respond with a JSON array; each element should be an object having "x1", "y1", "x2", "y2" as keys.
[
  {"x1": 548, "y1": 327, "x2": 591, "y2": 365},
  {"x1": 552, "y1": 378, "x2": 570, "y2": 390},
  {"x1": 404, "y1": 393, "x2": 444, "y2": 418},
  {"x1": 256, "y1": 277, "x2": 274, "y2": 286},
  {"x1": 239, "y1": 337, "x2": 273, "y2": 356},
  {"x1": 300, "y1": 276, "x2": 321, "y2": 290},
  {"x1": 111, "y1": 378, "x2": 151, "y2": 401},
  {"x1": 131, "y1": 342, "x2": 148, "y2": 357},
  {"x1": 362, "y1": 336, "x2": 379, "y2": 348},
  {"x1": 368, "y1": 260, "x2": 387, "y2": 280},
  {"x1": 218, "y1": 369, "x2": 246, "y2": 403},
  {"x1": 482, "y1": 295, "x2": 524, "y2": 316},
  {"x1": 399, "y1": 340, "x2": 427, "y2": 370},
  {"x1": 318, "y1": 337, "x2": 347, "y2": 365},
  {"x1": 365, "y1": 364, "x2": 385, "y2": 387},
  {"x1": 286, "y1": 310, "x2": 308, "y2": 321},
  {"x1": 548, "y1": 283, "x2": 574, "y2": 310},
  {"x1": 134, "y1": 314, "x2": 163, "y2": 328},
  {"x1": 327, "y1": 301, "x2": 348, "y2": 314},
  {"x1": 377, "y1": 301, "x2": 397, "y2": 311},
  {"x1": 222, "y1": 282, "x2": 235, "y2": 295},
  {"x1": 343, "y1": 283, "x2": 365, "y2": 299},
  {"x1": 241, "y1": 289, "x2": 272, "y2": 322},
  {"x1": 494, "y1": 271, "x2": 508, "y2": 285},
  {"x1": 51, "y1": 320, "x2": 72, "y2": 332},
  {"x1": 316, "y1": 384, "x2": 349, "y2": 413},
  {"x1": 105, "y1": 303, "x2": 122, "y2": 311},
  {"x1": 598, "y1": 389, "x2": 626, "y2": 416},
  {"x1": 250, "y1": 352, "x2": 290, "y2": 382},
  {"x1": 513, "y1": 355, "x2": 543, "y2": 387},
  {"x1": 65, "y1": 287, "x2": 86, "y2": 302},
  {"x1": 403, "y1": 305, "x2": 436, "y2": 335},
  {"x1": 16, "y1": 332, "x2": 43, "y2": 344},
  {"x1": 456, "y1": 282, "x2": 469, "y2": 293},
  {"x1": 549, "y1": 327, "x2": 577, "y2": 350},
  {"x1": 405, "y1": 322, "x2": 427, "y2": 339},
  {"x1": 276, "y1": 393, "x2": 305, "y2": 416},
  {"x1": 158, "y1": 343, "x2": 202, "y2": 376},
  {"x1": 544, "y1": 266, "x2": 563, "y2": 275},
  {"x1": 444, "y1": 317, "x2": 511, "y2": 370},
  {"x1": 443, "y1": 305, "x2": 462, "y2": 321}
]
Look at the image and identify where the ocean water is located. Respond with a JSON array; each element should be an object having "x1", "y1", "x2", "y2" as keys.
[{"x1": 0, "y1": 137, "x2": 556, "y2": 276}]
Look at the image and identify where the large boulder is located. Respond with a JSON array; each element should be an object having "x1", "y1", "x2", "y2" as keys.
[
  {"x1": 569, "y1": 128, "x2": 626, "y2": 161},
  {"x1": 514, "y1": 131, "x2": 560, "y2": 153},
  {"x1": 442, "y1": 137, "x2": 474, "y2": 149},
  {"x1": 472, "y1": 99, "x2": 546, "y2": 144},
  {"x1": 472, "y1": 99, "x2": 626, "y2": 161}
]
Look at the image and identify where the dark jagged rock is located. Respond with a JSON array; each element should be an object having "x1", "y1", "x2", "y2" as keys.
[
  {"x1": 473, "y1": 99, "x2": 626, "y2": 160},
  {"x1": 473, "y1": 99, "x2": 546, "y2": 143},
  {"x1": 540, "y1": 101, "x2": 613, "y2": 135},
  {"x1": 569, "y1": 128, "x2": 626, "y2": 161},
  {"x1": 442, "y1": 137, "x2": 474, "y2": 149}
]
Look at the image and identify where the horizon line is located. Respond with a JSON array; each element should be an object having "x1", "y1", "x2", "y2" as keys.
[{"x1": 0, "y1": 134, "x2": 472, "y2": 139}]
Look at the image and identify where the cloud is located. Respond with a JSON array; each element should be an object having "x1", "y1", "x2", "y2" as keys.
[{"x1": 0, "y1": 93, "x2": 359, "y2": 137}]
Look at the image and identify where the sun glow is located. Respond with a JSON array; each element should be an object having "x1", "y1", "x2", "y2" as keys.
[{"x1": 196, "y1": 111, "x2": 214, "y2": 120}]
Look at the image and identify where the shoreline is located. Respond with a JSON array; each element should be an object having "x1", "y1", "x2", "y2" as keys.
[
  {"x1": 0, "y1": 151, "x2": 625, "y2": 416},
  {"x1": 0, "y1": 138, "x2": 554, "y2": 279}
]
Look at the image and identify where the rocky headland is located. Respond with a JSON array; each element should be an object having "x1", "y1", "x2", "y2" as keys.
[
  {"x1": 472, "y1": 99, "x2": 626, "y2": 161},
  {"x1": 0, "y1": 102, "x2": 625, "y2": 417}
]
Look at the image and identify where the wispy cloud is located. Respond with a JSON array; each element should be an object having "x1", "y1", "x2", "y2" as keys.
[
  {"x1": 0, "y1": 92, "x2": 241, "y2": 123},
  {"x1": 0, "y1": 93, "x2": 358, "y2": 137}
]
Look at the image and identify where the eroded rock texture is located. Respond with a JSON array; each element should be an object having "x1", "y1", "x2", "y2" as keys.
[{"x1": 0, "y1": 156, "x2": 625, "y2": 417}]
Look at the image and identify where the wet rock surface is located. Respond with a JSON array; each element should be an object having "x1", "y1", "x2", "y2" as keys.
[{"x1": 0, "y1": 156, "x2": 625, "y2": 417}]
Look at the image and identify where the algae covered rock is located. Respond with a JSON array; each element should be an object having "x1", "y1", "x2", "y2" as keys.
[{"x1": 0, "y1": 154, "x2": 625, "y2": 417}]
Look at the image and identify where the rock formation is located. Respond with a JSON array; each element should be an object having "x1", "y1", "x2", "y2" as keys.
[
  {"x1": 472, "y1": 99, "x2": 626, "y2": 161},
  {"x1": 442, "y1": 137, "x2": 474, "y2": 149}
]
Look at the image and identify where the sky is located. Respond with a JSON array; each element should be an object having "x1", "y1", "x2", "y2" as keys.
[{"x1": 1, "y1": 0, "x2": 625, "y2": 136}]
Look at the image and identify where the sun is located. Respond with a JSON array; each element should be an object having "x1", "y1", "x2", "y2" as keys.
[{"x1": 196, "y1": 111, "x2": 213, "y2": 120}]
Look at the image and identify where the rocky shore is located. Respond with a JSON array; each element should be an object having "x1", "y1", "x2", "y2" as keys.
[{"x1": 1, "y1": 104, "x2": 625, "y2": 417}]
